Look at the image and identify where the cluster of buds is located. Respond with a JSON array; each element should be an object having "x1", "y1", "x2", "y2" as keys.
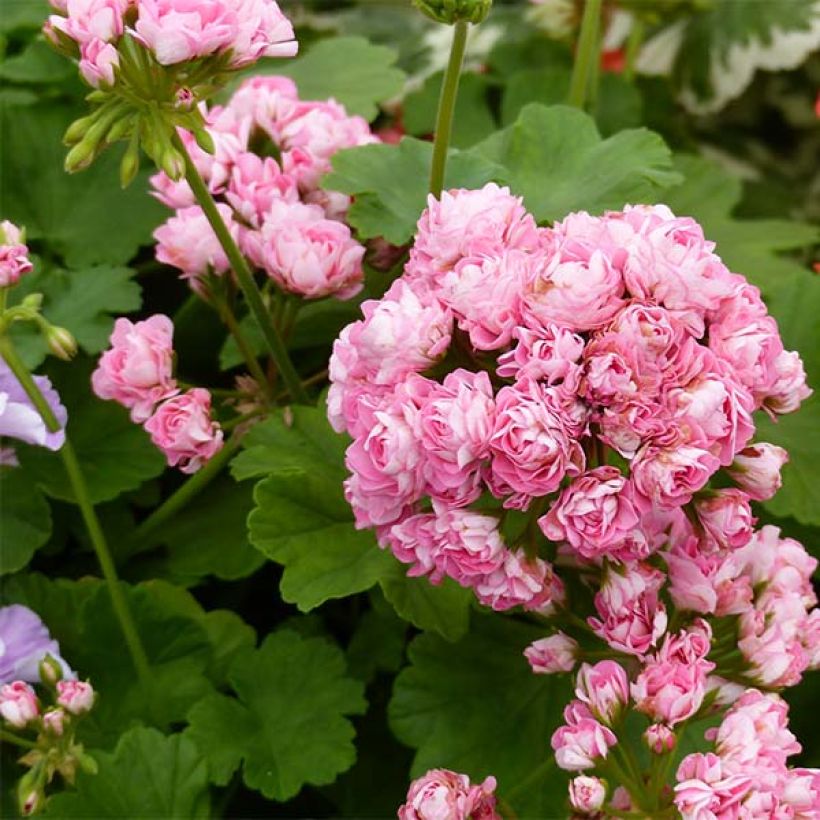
[
  {"x1": 150, "y1": 75, "x2": 377, "y2": 302},
  {"x1": 92, "y1": 314, "x2": 223, "y2": 472},
  {"x1": 0, "y1": 606, "x2": 96, "y2": 816},
  {"x1": 398, "y1": 768, "x2": 499, "y2": 819},
  {"x1": 42, "y1": 0, "x2": 297, "y2": 185}
]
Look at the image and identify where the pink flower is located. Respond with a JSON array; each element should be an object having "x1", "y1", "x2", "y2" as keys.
[
  {"x1": 78, "y1": 38, "x2": 119, "y2": 87},
  {"x1": 496, "y1": 324, "x2": 585, "y2": 385},
  {"x1": 226, "y1": 74, "x2": 299, "y2": 143},
  {"x1": 727, "y1": 442, "x2": 789, "y2": 501},
  {"x1": 398, "y1": 769, "x2": 499, "y2": 820},
  {"x1": 407, "y1": 183, "x2": 539, "y2": 281},
  {"x1": 588, "y1": 563, "x2": 667, "y2": 656},
  {"x1": 42, "y1": 708, "x2": 66, "y2": 736},
  {"x1": 0, "y1": 681, "x2": 39, "y2": 728},
  {"x1": 49, "y1": 0, "x2": 128, "y2": 44},
  {"x1": 644, "y1": 723, "x2": 676, "y2": 754},
  {"x1": 568, "y1": 775, "x2": 606, "y2": 814},
  {"x1": 227, "y1": 0, "x2": 298, "y2": 67},
  {"x1": 674, "y1": 752, "x2": 752, "y2": 819},
  {"x1": 225, "y1": 153, "x2": 299, "y2": 227},
  {"x1": 0, "y1": 220, "x2": 33, "y2": 288},
  {"x1": 474, "y1": 551, "x2": 555, "y2": 612},
  {"x1": 763, "y1": 350, "x2": 812, "y2": 415},
  {"x1": 524, "y1": 632, "x2": 578, "y2": 674},
  {"x1": 551, "y1": 711, "x2": 617, "y2": 771},
  {"x1": 539, "y1": 467, "x2": 639, "y2": 559},
  {"x1": 251, "y1": 206, "x2": 365, "y2": 300},
  {"x1": 488, "y1": 379, "x2": 585, "y2": 509},
  {"x1": 144, "y1": 388, "x2": 223, "y2": 474},
  {"x1": 631, "y1": 443, "x2": 720, "y2": 511},
  {"x1": 92, "y1": 315, "x2": 178, "y2": 423},
  {"x1": 632, "y1": 656, "x2": 710, "y2": 727},
  {"x1": 693, "y1": 489, "x2": 754, "y2": 550},
  {"x1": 574, "y1": 660, "x2": 629, "y2": 725},
  {"x1": 154, "y1": 205, "x2": 237, "y2": 288},
  {"x1": 56, "y1": 680, "x2": 95, "y2": 715}
]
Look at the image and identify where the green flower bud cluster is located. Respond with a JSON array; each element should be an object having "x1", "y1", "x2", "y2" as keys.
[{"x1": 413, "y1": 0, "x2": 492, "y2": 25}]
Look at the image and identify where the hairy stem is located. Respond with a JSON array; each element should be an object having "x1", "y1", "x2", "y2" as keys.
[
  {"x1": 429, "y1": 20, "x2": 469, "y2": 197},
  {"x1": 567, "y1": 0, "x2": 603, "y2": 109},
  {"x1": 171, "y1": 131, "x2": 308, "y2": 404},
  {"x1": 0, "y1": 337, "x2": 150, "y2": 681}
]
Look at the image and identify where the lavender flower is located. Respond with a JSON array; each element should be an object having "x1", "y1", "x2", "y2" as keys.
[{"x1": 0, "y1": 605, "x2": 73, "y2": 684}]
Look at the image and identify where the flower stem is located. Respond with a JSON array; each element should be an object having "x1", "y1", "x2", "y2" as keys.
[
  {"x1": 0, "y1": 337, "x2": 150, "y2": 681},
  {"x1": 128, "y1": 430, "x2": 244, "y2": 547},
  {"x1": 567, "y1": 0, "x2": 603, "y2": 109},
  {"x1": 624, "y1": 17, "x2": 644, "y2": 81},
  {"x1": 171, "y1": 132, "x2": 309, "y2": 404},
  {"x1": 429, "y1": 20, "x2": 469, "y2": 197},
  {"x1": 0, "y1": 730, "x2": 36, "y2": 750}
]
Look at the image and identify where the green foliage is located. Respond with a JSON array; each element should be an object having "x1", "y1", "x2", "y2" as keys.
[
  {"x1": 44, "y1": 727, "x2": 210, "y2": 818},
  {"x1": 7, "y1": 264, "x2": 142, "y2": 369},
  {"x1": 325, "y1": 138, "x2": 502, "y2": 244},
  {"x1": 470, "y1": 103, "x2": 682, "y2": 223},
  {"x1": 389, "y1": 614, "x2": 571, "y2": 817},
  {"x1": 185, "y1": 629, "x2": 366, "y2": 800},
  {"x1": 0, "y1": 102, "x2": 164, "y2": 267},
  {"x1": 16, "y1": 359, "x2": 165, "y2": 504},
  {"x1": 263, "y1": 36, "x2": 406, "y2": 121},
  {"x1": 0, "y1": 467, "x2": 52, "y2": 575}
]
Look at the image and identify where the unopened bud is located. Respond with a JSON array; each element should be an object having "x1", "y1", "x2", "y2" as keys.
[
  {"x1": 42, "y1": 708, "x2": 66, "y2": 737},
  {"x1": 63, "y1": 114, "x2": 97, "y2": 146},
  {"x1": 192, "y1": 126, "x2": 215, "y2": 155},
  {"x1": 107, "y1": 114, "x2": 135, "y2": 143},
  {"x1": 64, "y1": 137, "x2": 99, "y2": 173},
  {"x1": 175, "y1": 86, "x2": 195, "y2": 110},
  {"x1": 45, "y1": 326, "x2": 78, "y2": 361},
  {"x1": 644, "y1": 723, "x2": 676, "y2": 754},
  {"x1": 17, "y1": 765, "x2": 46, "y2": 816},
  {"x1": 160, "y1": 146, "x2": 185, "y2": 180},
  {"x1": 413, "y1": 0, "x2": 492, "y2": 24},
  {"x1": 56, "y1": 680, "x2": 95, "y2": 715},
  {"x1": 77, "y1": 750, "x2": 99, "y2": 776},
  {"x1": 20, "y1": 293, "x2": 43, "y2": 311},
  {"x1": 120, "y1": 138, "x2": 140, "y2": 189},
  {"x1": 39, "y1": 653, "x2": 64, "y2": 685}
]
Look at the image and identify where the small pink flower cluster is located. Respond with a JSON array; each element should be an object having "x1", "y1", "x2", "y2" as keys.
[
  {"x1": 92, "y1": 314, "x2": 223, "y2": 473},
  {"x1": 674, "y1": 690, "x2": 820, "y2": 819},
  {"x1": 0, "y1": 679, "x2": 95, "y2": 730},
  {"x1": 329, "y1": 183, "x2": 811, "y2": 616},
  {"x1": 45, "y1": 0, "x2": 296, "y2": 87},
  {"x1": 0, "y1": 220, "x2": 34, "y2": 289},
  {"x1": 152, "y1": 76, "x2": 376, "y2": 301},
  {"x1": 398, "y1": 768, "x2": 500, "y2": 820}
]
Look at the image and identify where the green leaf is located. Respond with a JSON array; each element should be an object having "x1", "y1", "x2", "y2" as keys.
[
  {"x1": 0, "y1": 467, "x2": 52, "y2": 575},
  {"x1": 389, "y1": 614, "x2": 570, "y2": 817},
  {"x1": 0, "y1": 0, "x2": 49, "y2": 33},
  {"x1": 44, "y1": 727, "x2": 210, "y2": 818},
  {"x1": 379, "y1": 563, "x2": 472, "y2": 642},
  {"x1": 150, "y1": 477, "x2": 265, "y2": 583},
  {"x1": 346, "y1": 596, "x2": 407, "y2": 683},
  {"x1": 249, "y1": 470, "x2": 392, "y2": 612},
  {"x1": 404, "y1": 71, "x2": 497, "y2": 148},
  {"x1": 469, "y1": 103, "x2": 681, "y2": 223},
  {"x1": 8, "y1": 264, "x2": 142, "y2": 369},
  {"x1": 500, "y1": 67, "x2": 570, "y2": 126},
  {"x1": 186, "y1": 629, "x2": 367, "y2": 800},
  {"x1": 263, "y1": 36, "x2": 406, "y2": 121},
  {"x1": 16, "y1": 358, "x2": 165, "y2": 504},
  {"x1": 0, "y1": 102, "x2": 165, "y2": 266},
  {"x1": 324, "y1": 138, "x2": 503, "y2": 245},
  {"x1": 0, "y1": 39, "x2": 75, "y2": 84}
]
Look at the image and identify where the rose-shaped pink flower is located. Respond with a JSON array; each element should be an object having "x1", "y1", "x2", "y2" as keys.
[
  {"x1": 0, "y1": 681, "x2": 39, "y2": 728},
  {"x1": 56, "y1": 680, "x2": 95, "y2": 715},
  {"x1": 693, "y1": 489, "x2": 754, "y2": 550},
  {"x1": 568, "y1": 775, "x2": 606, "y2": 814},
  {"x1": 575, "y1": 660, "x2": 629, "y2": 725},
  {"x1": 227, "y1": 0, "x2": 298, "y2": 67},
  {"x1": 524, "y1": 632, "x2": 578, "y2": 675},
  {"x1": 398, "y1": 769, "x2": 499, "y2": 820},
  {"x1": 631, "y1": 443, "x2": 720, "y2": 511},
  {"x1": 92, "y1": 315, "x2": 178, "y2": 422},
  {"x1": 144, "y1": 388, "x2": 223, "y2": 474},
  {"x1": 674, "y1": 752, "x2": 752, "y2": 820},
  {"x1": 225, "y1": 152, "x2": 299, "y2": 228},
  {"x1": 728, "y1": 442, "x2": 788, "y2": 501},
  {"x1": 763, "y1": 350, "x2": 812, "y2": 416},
  {"x1": 474, "y1": 551, "x2": 555, "y2": 613},
  {"x1": 551, "y1": 715, "x2": 617, "y2": 771},
  {"x1": 430, "y1": 510, "x2": 506, "y2": 586},
  {"x1": 644, "y1": 723, "x2": 676, "y2": 754},
  {"x1": 0, "y1": 220, "x2": 33, "y2": 288},
  {"x1": 49, "y1": 0, "x2": 128, "y2": 44},
  {"x1": 539, "y1": 466, "x2": 639, "y2": 559},
  {"x1": 496, "y1": 324, "x2": 585, "y2": 385},
  {"x1": 78, "y1": 38, "x2": 119, "y2": 87}
]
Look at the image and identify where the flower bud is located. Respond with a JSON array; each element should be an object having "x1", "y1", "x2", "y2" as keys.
[
  {"x1": 21, "y1": 293, "x2": 43, "y2": 311},
  {"x1": 160, "y1": 146, "x2": 185, "y2": 180},
  {"x1": 0, "y1": 681, "x2": 39, "y2": 728},
  {"x1": 727, "y1": 443, "x2": 788, "y2": 501},
  {"x1": 644, "y1": 723, "x2": 676, "y2": 754},
  {"x1": 64, "y1": 136, "x2": 100, "y2": 173},
  {"x1": 39, "y1": 652, "x2": 65, "y2": 685},
  {"x1": 42, "y1": 708, "x2": 66, "y2": 736},
  {"x1": 524, "y1": 632, "x2": 578, "y2": 674},
  {"x1": 56, "y1": 680, "x2": 95, "y2": 715},
  {"x1": 63, "y1": 114, "x2": 97, "y2": 146},
  {"x1": 413, "y1": 0, "x2": 492, "y2": 25},
  {"x1": 45, "y1": 325, "x2": 78, "y2": 361},
  {"x1": 78, "y1": 750, "x2": 99, "y2": 775},
  {"x1": 192, "y1": 127, "x2": 215, "y2": 156},
  {"x1": 120, "y1": 135, "x2": 141, "y2": 189},
  {"x1": 575, "y1": 661, "x2": 629, "y2": 726},
  {"x1": 568, "y1": 775, "x2": 606, "y2": 814}
]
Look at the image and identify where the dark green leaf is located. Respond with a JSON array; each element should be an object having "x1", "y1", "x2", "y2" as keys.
[
  {"x1": 0, "y1": 39, "x2": 75, "y2": 84},
  {"x1": 0, "y1": 467, "x2": 52, "y2": 575},
  {"x1": 44, "y1": 727, "x2": 210, "y2": 818},
  {"x1": 346, "y1": 599, "x2": 407, "y2": 683},
  {"x1": 389, "y1": 614, "x2": 570, "y2": 817},
  {"x1": 185, "y1": 629, "x2": 366, "y2": 800}
]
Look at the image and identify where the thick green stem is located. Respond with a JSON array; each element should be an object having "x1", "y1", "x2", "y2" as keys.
[
  {"x1": 0, "y1": 337, "x2": 150, "y2": 681},
  {"x1": 567, "y1": 0, "x2": 603, "y2": 109},
  {"x1": 429, "y1": 20, "x2": 469, "y2": 197},
  {"x1": 0, "y1": 730, "x2": 36, "y2": 750},
  {"x1": 624, "y1": 17, "x2": 645, "y2": 82},
  {"x1": 129, "y1": 431, "x2": 243, "y2": 547},
  {"x1": 171, "y1": 132, "x2": 309, "y2": 404}
]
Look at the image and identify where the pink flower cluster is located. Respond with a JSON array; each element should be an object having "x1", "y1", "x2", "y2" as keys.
[
  {"x1": 92, "y1": 314, "x2": 223, "y2": 473},
  {"x1": 675, "y1": 690, "x2": 820, "y2": 819},
  {"x1": 329, "y1": 183, "x2": 811, "y2": 618},
  {"x1": 152, "y1": 76, "x2": 375, "y2": 301},
  {"x1": 398, "y1": 768, "x2": 499, "y2": 820},
  {"x1": 45, "y1": 0, "x2": 296, "y2": 88},
  {"x1": 0, "y1": 220, "x2": 33, "y2": 289}
]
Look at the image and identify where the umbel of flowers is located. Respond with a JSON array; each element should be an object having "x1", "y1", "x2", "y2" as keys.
[{"x1": 328, "y1": 183, "x2": 818, "y2": 813}]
